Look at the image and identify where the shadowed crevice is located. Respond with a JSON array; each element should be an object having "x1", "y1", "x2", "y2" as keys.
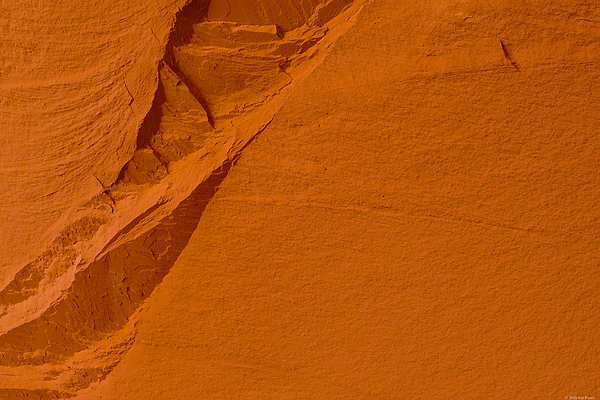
[{"x1": 116, "y1": 0, "x2": 212, "y2": 182}]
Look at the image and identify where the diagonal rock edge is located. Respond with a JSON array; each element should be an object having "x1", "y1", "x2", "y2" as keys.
[
  {"x1": 0, "y1": 158, "x2": 236, "y2": 396},
  {"x1": 0, "y1": 0, "x2": 369, "y2": 396}
]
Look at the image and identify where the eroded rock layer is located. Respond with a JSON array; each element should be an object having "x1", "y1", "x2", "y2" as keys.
[{"x1": 0, "y1": 0, "x2": 360, "y2": 396}]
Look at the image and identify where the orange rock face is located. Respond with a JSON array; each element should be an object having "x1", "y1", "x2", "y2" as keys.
[{"x1": 1, "y1": 0, "x2": 600, "y2": 398}]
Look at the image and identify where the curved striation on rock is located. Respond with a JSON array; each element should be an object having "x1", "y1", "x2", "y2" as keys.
[{"x1": 0, "y1": 0, "x2": 189, "y2": 283}]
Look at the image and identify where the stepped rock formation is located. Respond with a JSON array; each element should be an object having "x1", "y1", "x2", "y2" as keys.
[{"x1": 1, "y1": 0, "x2": 600, "y2": 398}]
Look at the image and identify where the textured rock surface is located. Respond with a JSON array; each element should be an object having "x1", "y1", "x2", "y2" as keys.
[
  {"x1": 2, "y1": 0, "x2": 600, "y2": 398},
  {"x1": 0, "y1": 0, "x2": 189, "y2": 282}
]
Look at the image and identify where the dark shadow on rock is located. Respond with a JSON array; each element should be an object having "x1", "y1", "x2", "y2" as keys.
[{"x1": 0, "y1": 160, "x2": 234, "y2": 368}]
